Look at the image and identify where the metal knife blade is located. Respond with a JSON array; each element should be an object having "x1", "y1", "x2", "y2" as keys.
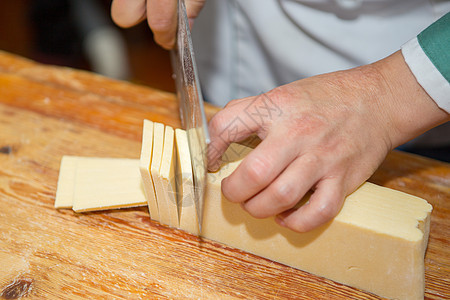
[{"x1": 170, "y1": 0, "x2": 210, "y2": 233}]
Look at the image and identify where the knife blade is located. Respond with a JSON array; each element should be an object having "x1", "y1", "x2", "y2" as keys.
[{"x1": 170, "y1": 0, "x2": 210, "y2": 233}]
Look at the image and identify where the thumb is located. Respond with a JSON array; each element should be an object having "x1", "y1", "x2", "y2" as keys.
[{"x1": 207, "y1": 94, "x2": 282, "y2": 171}]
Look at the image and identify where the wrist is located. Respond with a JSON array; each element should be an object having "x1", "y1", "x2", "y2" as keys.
[{"x1": 368, "y1": 51, "x2": 449, "y2": 149}]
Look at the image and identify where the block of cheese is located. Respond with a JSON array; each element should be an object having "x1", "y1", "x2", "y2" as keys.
[
  {"x1": 175, "y1": 128, "x2": 199, "y2": 235},
  {"x1": 55, "y1": 156, "x2": 78, "y2": 208},
  {"x1": 198, "y1": 144, "x2": 432, "y2": 300},
  {"x1": 139, "y1": 120, "x2": 159, "y2": 221},
  {"x1": 159, "y1": 125, "x2": 179, "y2": 228},
  {"x1": 70, "y1": 157, "x2": 147, "y2": 212}
]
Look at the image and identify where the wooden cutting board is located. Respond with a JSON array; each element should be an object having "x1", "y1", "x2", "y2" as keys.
[{"x1": 0, "y1": 51, "x2": 448, "y2": 299}]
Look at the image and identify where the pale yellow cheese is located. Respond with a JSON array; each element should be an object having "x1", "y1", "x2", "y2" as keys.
[
  {"x1": 71, "y1": 157, "x2": 147, "y2": 212},
  {"x1": 174, "y1": 129, "x2": 198, "y2": 235},
  {"x1": 55, "y1": 156, "x2": 78, "y2": 208},
  {"x1": 159, "y1": 125, "x2": 179, "y2": 228},
  {"x1": 199, "y1": 144, "x2": 432, "y2": 300},
  {"x1": 139, "y1": 120, "x2": 159, "y2": 221},
  {"x1": 57, "y1": 122, "x2": 432, "y2": 300},
  {"x1": 150, "y1": 123, "x2": 169, "y2": 224}
]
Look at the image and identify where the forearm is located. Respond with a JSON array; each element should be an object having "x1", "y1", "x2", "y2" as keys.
[{"x1": 370, "y1": 51, "x2": 449, "y2": 149}]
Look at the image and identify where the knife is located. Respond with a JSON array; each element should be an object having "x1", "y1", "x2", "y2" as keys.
[{"x1": 170, "y1": 0, "x2": 210, "y2": 233}]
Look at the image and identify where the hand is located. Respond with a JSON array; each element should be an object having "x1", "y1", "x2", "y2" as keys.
[
  {"x1": 111, "y1": 0, "x2": 206, "y2": 49},
  {"x1": 207, "y1": 51, "x2": 449, "y2": 233}
]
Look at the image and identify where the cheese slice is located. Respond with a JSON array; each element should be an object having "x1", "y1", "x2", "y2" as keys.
[
  {"x1": 139, "y1": 120, "x2": 159, "y2": 221},
  {"x1": 199, "y1": 144, "x2": 432, "y2": 300},
  {"x1": 150, "y1": 123, "x2": 169, "y2": 224},
  {"x1": 159, "y1": 125, "x2": 179, "y2": 228},
  {"x1": 175, "y1": 129, "x2": 198, "y2": 235},
  {"x1": 71, "y1": 157, "x2": 147, "y2": 212},
  {"x1": 55, "y1": 156, "x2": 78, "y2": 208}
]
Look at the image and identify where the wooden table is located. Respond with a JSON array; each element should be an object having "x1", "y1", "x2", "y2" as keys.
[{"x1": 0, "y1": 51, "x2": 448, "y2": 299}]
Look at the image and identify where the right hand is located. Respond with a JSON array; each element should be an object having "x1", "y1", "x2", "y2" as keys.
[
  {"x1": 111, "y1": 0, "x2": 206, "y2": 49},
  {"x1": 206, "y1": 51, "x2": 449, "y2": 233}
]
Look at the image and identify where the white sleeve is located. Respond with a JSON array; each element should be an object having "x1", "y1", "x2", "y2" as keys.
[{"x1": 401, "y1": 37, "x2": 450, "y2": 113}]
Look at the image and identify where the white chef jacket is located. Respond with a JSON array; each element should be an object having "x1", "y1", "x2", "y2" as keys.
[{"x1": 192, "y1": 0, "x2": 450, "y2": 148}]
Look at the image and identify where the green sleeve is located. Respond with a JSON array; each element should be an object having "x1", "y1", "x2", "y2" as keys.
[{"x1": 417, "y1": 12, "x2": 450, "y2": 83}]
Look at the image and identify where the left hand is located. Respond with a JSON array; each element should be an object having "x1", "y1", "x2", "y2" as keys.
[{"x1": 111, "y1": 0, "x2": 206, "y2": 49}]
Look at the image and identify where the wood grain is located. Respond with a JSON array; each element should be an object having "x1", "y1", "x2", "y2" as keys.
[{"x1": 0, "y1": 51, "x2": 448, "y2": 299}]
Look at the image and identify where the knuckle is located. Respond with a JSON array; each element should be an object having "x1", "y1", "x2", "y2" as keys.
[
  {"x1": 244, "y1": 156, "x2": 271, "y2": 185},
  {"x1": 208, "y1": 113, "x2": 227, "y2": 136},
  {"x1": 266, "y1": 88, "x2": 283, "y2": 102},
  {"x1": 265, "y1": 87, "x2": 293, "y2": 109},
  {"x1": 223, "y1": 98, "x2": 241, "y2": 109},
  {"x1": 271, "y1": 183, "x2": 295, "y2": 208},
  {"x1": 315, "y1": 201, "x2": 339, "y2": 221},
  {"x1": 301, "y1": 153, "x2": 321, "y2": 167},
  {"x1": 148, "y1": 18, "x2": 173, "y2": 33},
  {"x1": 242, "y1": 203, "x2": 267, "y2": 219}
]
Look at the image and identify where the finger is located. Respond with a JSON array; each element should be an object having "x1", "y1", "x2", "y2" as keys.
[
  {"x1": 207, "y1": 97, "x2": 261, "y2": 171},
  {"x1": 185, "y1": 0, "x2": 206, "y2": 19},
  {"x1": 111, "y1": 0, "x2": 147, "y2": 28},
  {"x1": 242, "y1": 154, "x2": 322, "y2": 218},
  {"x1": 276, "y1": 178, "x2": 345, "y2": 232},
  {"x1": 147, "y1": 0, "x2": 178, "y2": 49},
  {"x1": 221, "y1": 132, "x2": 299, "y2": 204}
]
